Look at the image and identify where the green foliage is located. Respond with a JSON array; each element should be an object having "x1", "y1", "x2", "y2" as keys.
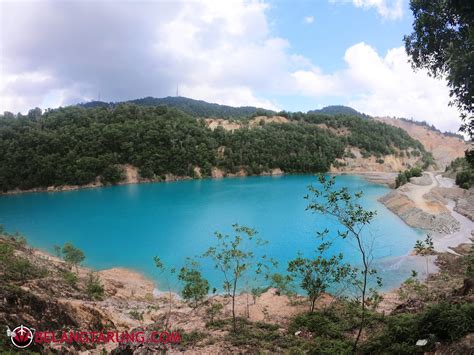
[
  {"x1": 419, "y1": 302, "x2": 474, "y2": 342},
  {"x1": 288, "y1": 240, "x2": 351, "y2": 312},
  {"x1": 100, "y1": 165, "x2": 124, "y2": 184},
  {"x1": 308, "y1": 105, "x2": 367, "y2": 118},
  {"x1": 129, "y1": 309, "x2": 144, "y2": 321},
  {"x1": 0, "y1": 104, "x2": 431, "y2": 191},
  {"x1": 395, "y1": 167, "x2": 423, "y2": 188},
  {"x1": 62, "y1": 242, "x2": 85, "y2": 268},
  {"x1": 306, "y1": 174, "x2": 382, "y2": 351},
  {"x1": 81, "y1": 96, "x2": 275, "y2": 118},
  {"x1": 178, "y1": 266, "x2": 210, "y2": 307},
  {"x1": 181, "y1": 330, "x2": 207, "y2": 347},
  {"x1": 203, "y1": 224, "x2": 275, "y2": 332},
  {"x1": 301, "y1": 113, "x2": 430, "y2": 159},
  {"x1": 363, "y1": 302, "x2": 474, "y2": 353},
  {"x1": 85, "y1": 272, "x2": 105, "y2": 300},
  {"x1": 225, "y1": 318, "x2": 303, "y2": 352},
  {"x1": 465, "y1": 245, "x2": 474, "y2": 278},
  {"x1": 446, "y1": 156, "x2": 474, "y2": 189},
  {"x1": 62, "y1": 270, "x2": 78, "y2": 288},
  {"x1": 268, "y1": 273, "x2": 294, "y2": 296},
  {"x1": 206, "y1": 302, "x2": 223, "y2": 324},
  {"x1": 289, "y1": 311, "x2": 346, "y2": 339},
  {"x1": 362, "y1": 313, "x2": 421, "y2": 354},
  {"x1": 53, "y1": 244, "x2": 61, "y2": 258},
  {"x1": 455, "y1": 169, "x2": 474, "y2": 189},
  {"x1": 0, "y1": 240, "x2": 47, "y2": 282},
  {"x1": 398, "y1": 270, "x2": 429, "y2": 301},
  {"x1": 405, "y1": 0, "x2": 473, "y2": 137}
]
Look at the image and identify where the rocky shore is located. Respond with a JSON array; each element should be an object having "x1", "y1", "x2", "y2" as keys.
[{"x1": 379, "y1": 171, "x2": 473, "y2": 252}]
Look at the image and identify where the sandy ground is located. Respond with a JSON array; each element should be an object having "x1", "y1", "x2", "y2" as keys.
[
  {"x1": 431, "y1": 174, "x2": 474, "y2": 253},
  {"x1": 397, "y1": 172, "x2": 447, "y2": 214}
]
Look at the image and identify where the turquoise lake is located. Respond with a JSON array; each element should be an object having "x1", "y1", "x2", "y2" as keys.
[{"x1": 0, "y1": 175, "x2": 426, "y2": 292}]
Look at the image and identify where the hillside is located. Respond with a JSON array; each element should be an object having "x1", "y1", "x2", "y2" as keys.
[
  {"x1": 78, "y1": 96, "x2": 275, "y2": 118},
  {"x1": 375, "y1": 117, "x2": 470, "y2": 170},
  {"x1": 308, "y1": 105, "x2": 368, "y2": 118},
  {"x1": 0, "y1": 104, "x2": 433, "y2": 192}
]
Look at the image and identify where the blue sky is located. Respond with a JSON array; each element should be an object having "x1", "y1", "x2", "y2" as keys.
[{"x1": 0, "y1": 0, "x2": 461, "y2": 132}]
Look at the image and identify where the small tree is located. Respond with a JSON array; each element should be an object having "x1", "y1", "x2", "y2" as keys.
[
  {"x1": 306, "y1": 175, "x2": 382, "y2": 352},
  {"x1": 203, "y1": 224, "x2": 274, "y2": 332},
  {"x1": 62, "y1": 242, "x2": 85, "y2": 271},
  {"x1": 288, "y1": 239, "x2": 351, "y2": 312},
  {"x1": 206, "y1": 302, "x2": 223, "y2": 324},
  {"x1": 86, "y1": 272, "x2": 104, "y2": 300},
  {"x1": 178, "y1": 262, "x2": 210, "y2": 308},
  {"x1": 153, "y1": 256, "x2": 176, "y2": 324},
  {"x1": 414, "y1": 234, "x2": 435, "y2": 278},
  {"x1": 268, "y1": 272, "x2": 294, "y2": 296},
  {"x1": 53, "y1": 245, "x2": 61, "y2": 258}
]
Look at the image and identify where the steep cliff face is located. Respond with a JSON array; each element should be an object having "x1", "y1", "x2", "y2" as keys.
[
  {"x1": 329, "y1": 147, "x2": 423, "y2": 173},
  {"x1": 375, "y1": 117, "x2": 469, "y2": 170}
]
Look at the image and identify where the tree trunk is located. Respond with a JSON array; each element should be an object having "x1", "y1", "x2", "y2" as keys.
[
  {"x1": 310, "y1": 297, "x2": 316, "y2": 312},
  {"x1": 232, "y1": 278, "x2": 238, "y2": 332}
]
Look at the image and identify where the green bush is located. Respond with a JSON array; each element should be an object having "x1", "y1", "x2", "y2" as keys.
[
  {"x1": 129, "y1": 309, "x2": 144, "y2": 321},
  {"x1": 85, "y1": 272, "x2": 105, "y2": 300},
  {"x1": 419, "y1": 302, "x2": 474, "y2": 342},
  {"x1": 363, "y1": 302, "x2": 474, "y2": 353},
  {"x1": 396, "y1": 167, "x2": 423, "y2": 188},
  {"x1": 62, "y1": 270, "x2": 78, "y2": 287},
  {"x1": 288, "y1": 311, "x2": 345, "y2": 339},
  {"x1": 0, "y1": 241, "x2": 47, "y2": 281},
  {"x1": 455, "y1": 169, "x2": 474, "y2": 189},
  {"x1": 307, "y1": 337, "x2": 353, "y2": 355}
]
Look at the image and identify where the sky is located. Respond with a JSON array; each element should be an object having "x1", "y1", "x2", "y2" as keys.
[{"x1": 0, "y1": 0, "x2": 462, "y2": 132}]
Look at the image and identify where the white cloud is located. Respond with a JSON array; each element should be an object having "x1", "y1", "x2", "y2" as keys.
[
  {"x1": 303, "y1": 16, "x2": 314, "y2": 24},
  {"x1": 0, "y1": 0, "x2": 281, "y2": 112},
  {"x1": 291, "y1": 42, "x2": 460, "y2": 132},
  {"x1": 0, "y1": 0, "x2": 461, "y2": 132},
  {"x1": 332, "y1": 0, "x2": 403, "y2": 20}
]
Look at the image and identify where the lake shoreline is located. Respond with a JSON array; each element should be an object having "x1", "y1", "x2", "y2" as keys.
[{"x1": 0, "y1": 168, "x2": 398, "y2": 196}]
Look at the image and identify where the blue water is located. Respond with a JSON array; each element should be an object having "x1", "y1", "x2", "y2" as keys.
[{"x1": 0, "y1": 175, "x2": 425, "y2": 292}]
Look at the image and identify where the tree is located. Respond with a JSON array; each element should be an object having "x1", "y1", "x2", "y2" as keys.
[
  {"x1": 306, "y1": 175, "x2": 382, "y2": 352},
  {"x1": 203, "y1": 224, "x2": 274, "y2": 332},
  {"x1": 153, "y1": 256, "x2": 176, "y2": 324},
  {"x1": 405, "y1": 0, "x2": 474, "y2": 137},
  {"x1": 85, "y1": 272, "x2": 104, "y2": 300},
  {"x1": 53, "y1": 245, "x2": 61, "y2": 258},
  {"x1": 288, "y1": 239, "x2": 351, "y2": 312},
  {"x1": 414, "y1": 234, "x2": 435, "y2": 279},
  {"x1": 178, "y1": 262, "x2": 210, "y2": 307},
  {"x1": 268, "y1": 272, "x2": 295, "y2": 297},
  {"x1": 62, "y1": 242, "x2": 85, "y2": 271}
]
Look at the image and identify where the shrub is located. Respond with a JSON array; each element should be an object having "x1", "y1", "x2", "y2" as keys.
[
  {"x1": 288, "y1": 311, "x2": 345, "y2": 339},
  {"x1": 0, "y1": 241, "x2": 47, "y2": 281},
  {"x1": 206, "y1": 302, "x2": 223, "y2": 324},
  {"x1": 178, "y1": 267, "x2": 209, "y2": 307},
  {"x1": 129, "y1": 309, "x2": 144, "y2": 321},
  {"x1": 419, "y1": 302, "x2": 474, "y2": 342},
  {"x1": 85, "y1": 272, "x2": 105, "y2": 300},
  {"x1": 63, "y1": 270, "x2": 78, "y2": 287},
  {"x1": 455, "y1": 169, "x2": 474, "y2": 189},
  {"x1": 396, "y1": 167, "x2": 423, "y2": 188}
]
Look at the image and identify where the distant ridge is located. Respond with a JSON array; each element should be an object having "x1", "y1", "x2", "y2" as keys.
[
  {"x1": 308, "y1": 105, "x2": 368, "y2": 118},
  {"x1": 78, "y1": 96, "x2": 275, "y2": 119}
]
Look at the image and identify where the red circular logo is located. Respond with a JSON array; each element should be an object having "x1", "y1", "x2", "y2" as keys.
[{"x1": 8, "y1": 325, "x2": 34, "y2": 349}]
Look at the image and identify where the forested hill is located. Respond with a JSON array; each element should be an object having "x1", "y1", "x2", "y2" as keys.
[
  {"x1": 307, "y1": 105, "x2": 368, "y2": 118},
  {"x1": 79, "y1": 96, "x2": 275, "y2": 118},
  {"x1": 0, "y1": 104, "x2": 433, "y2": 192}
]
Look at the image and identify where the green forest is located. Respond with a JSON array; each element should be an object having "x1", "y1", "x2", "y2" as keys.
[{"x1": 0, "y1": 103, "x2": 432, "y2": 192}]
